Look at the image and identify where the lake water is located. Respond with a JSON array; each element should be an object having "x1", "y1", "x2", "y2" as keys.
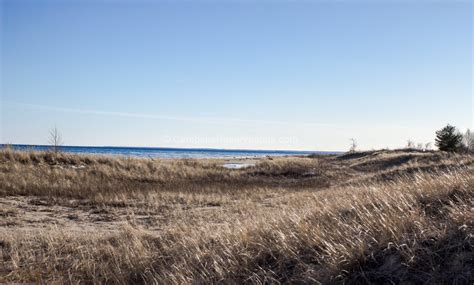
[{"x1": 3, "y1": 144, "x2": 341, "y2": 159}]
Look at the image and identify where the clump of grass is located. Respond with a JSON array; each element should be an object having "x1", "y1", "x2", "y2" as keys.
[{"x1": 0, "y1": 150, "x2": 343, "y2": 201}]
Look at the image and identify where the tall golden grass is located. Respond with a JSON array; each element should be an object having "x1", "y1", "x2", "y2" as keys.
[{"x1": 0, "y1": 148, "x2": 472, "y2": 284}]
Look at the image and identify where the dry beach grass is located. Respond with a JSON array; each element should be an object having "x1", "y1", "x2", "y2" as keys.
[{"x1": 0, "y1": 148, "x2": 473, "y2": 284}]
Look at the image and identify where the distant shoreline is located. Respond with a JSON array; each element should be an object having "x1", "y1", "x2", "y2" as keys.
[{"x1": 1, "y1": 144, "x2": 343, "y2": 159}]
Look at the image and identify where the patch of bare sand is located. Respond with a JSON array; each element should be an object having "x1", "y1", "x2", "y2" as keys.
[{"x1": 0, "y1": 196, "x2": 166, "y2": 234}]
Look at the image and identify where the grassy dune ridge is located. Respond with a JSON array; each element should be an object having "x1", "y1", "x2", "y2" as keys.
[{"x1": 0, "y1": 148, "x2": 473, "y2": 284}]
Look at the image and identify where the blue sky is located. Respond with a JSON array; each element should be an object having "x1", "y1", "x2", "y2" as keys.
[{"x1": 1, "y1": 0, "x2": 472, "y2": 151}]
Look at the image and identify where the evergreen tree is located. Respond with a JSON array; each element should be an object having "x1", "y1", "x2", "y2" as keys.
[{"x1": 435, "y1": 124, "x2": 463, "y2": 152}]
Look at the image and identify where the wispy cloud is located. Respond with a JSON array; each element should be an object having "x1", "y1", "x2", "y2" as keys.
[{"x1": 5, "y1": 101, "x2": 337, "y2": 128}]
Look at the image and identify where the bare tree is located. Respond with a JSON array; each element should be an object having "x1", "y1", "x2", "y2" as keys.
[
  {"x1": 464, "y1": 129, "x2": 474, "y2": 153},
  {"x1": 349, "y1": 138, "x2": 357, "y2": 153},
  {"x1": 48, "y1": 126, "x2": 63, "y2": 153},
  {"x1": 406, "y1": 139, "x2": 415, "y2": 149},
  {"x1": 424, "y1": 142, "x2": 432, "y2": 151}
]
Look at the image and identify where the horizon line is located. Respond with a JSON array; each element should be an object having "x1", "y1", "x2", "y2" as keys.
[{"x1": 1, "y1": 143, "x2": 343, "y2": 154}]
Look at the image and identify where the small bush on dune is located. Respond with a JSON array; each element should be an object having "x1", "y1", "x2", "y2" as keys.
[{"x1": 435, "y1": 124, "x2": 464, "y2": 152}]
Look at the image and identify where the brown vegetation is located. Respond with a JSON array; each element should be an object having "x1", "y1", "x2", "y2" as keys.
[{"x1": 0, "y1": 148, "x2": 472, "y2": 284}]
